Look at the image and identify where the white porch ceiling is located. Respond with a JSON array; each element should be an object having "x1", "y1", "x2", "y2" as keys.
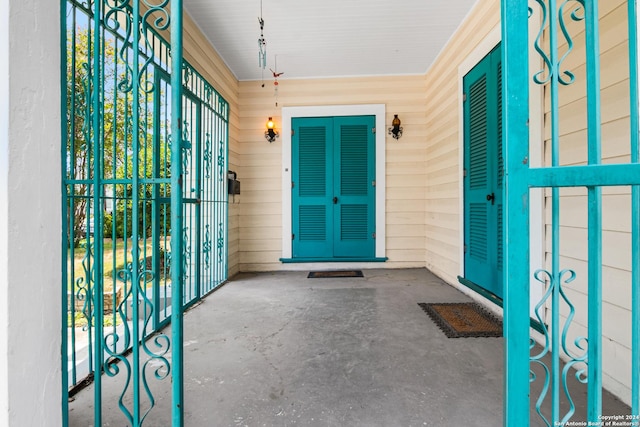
[{"x1": 184, "y1": 0, "x2": 479, "y2": 81}]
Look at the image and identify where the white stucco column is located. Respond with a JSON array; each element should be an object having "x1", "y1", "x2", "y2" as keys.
[
  {"x1": 0, "y1": 0, "x2": 10, "y2": 424},
  {"x1": 0, "y1": 0, "x2": 62, "y2": 425}
]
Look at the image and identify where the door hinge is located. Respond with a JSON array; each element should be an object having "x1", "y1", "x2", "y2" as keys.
[
  {"x1": 463, "y1": 93, "x2": 467, "y2": 102},
  {"x1": 372, "y1": 127, "x2": 376, "y2": 134},
  {"x1": 291, "y1": 129, "x2": 295, "y2": 136},
  {"x1": 463, "y1": 168, "x2": 467, "y2": 177},
  {"x1": 291, "y1": 181, "x2": 295, "y2": 189},
  {"x1": 292, "y1": 233, "x2": 295, "y2": 240},
  {"x1": 464, "y1": 244, "x2": 467, "y2": 253},
  {"x1": 372, "y1": 232, "x2": 376, "y2": 239},
  {"x1": 372, "y1": 180, "x2": 376, "y2": 187}
]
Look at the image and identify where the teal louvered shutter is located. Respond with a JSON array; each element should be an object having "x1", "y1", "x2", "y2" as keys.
[
  {"x1": 464, "y1": 44, "x2": 503, "y2": 298},
  {"x1": 292, "y1": 118, "x2": 333, "y2": 258},
  {"x1": 333, "y1": 116, "x2": 375, "y2": 258},
  {"x1": 495, "y1": 57, "x2": 504, "y2": 293}
]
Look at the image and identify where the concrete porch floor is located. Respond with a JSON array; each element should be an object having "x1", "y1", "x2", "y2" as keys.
[{"x1": 69, "y1": 268, "x2": 630, "y2": 426}]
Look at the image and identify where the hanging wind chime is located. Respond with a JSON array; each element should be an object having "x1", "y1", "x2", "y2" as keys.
[
  {"x1": 258, "y1": 0, "x2": 284, "y2": 107},
  {"x1": 270, "y1": 57, "x2": 284, "y2": 107},
  {"x1": 258, "y1": 0, "x2": 267, "y2": 86}
]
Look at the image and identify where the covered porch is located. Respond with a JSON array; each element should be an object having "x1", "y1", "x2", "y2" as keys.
[{"x1": 1, "y1": 0, "x2": 639, "y2": 425}]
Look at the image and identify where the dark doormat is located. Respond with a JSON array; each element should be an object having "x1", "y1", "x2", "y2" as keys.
[
  {"x1": 308, "y1": 270, "x2": 364, "y2": 278},
  {"x1": 418, "y1": 302, "x2": 502, "y2": 338}
]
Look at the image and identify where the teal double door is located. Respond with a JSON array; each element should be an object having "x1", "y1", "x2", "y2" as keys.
[
  {"x1": 292, "y1": 116, "x2": 376, "y2": 260},
  {"x1": 463, "y1": 44, "x2": 504, "y2": 299}
]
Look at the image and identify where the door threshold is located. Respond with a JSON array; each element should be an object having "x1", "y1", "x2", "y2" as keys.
[
  {"x1": 280, "y1": 257, "x2": 388, "y2": 263},
  {"x1": 457, "y1": 276, "x2": 503, "y2": 307}
]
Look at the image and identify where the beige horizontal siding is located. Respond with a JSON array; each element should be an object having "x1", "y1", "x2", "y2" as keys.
[
  {"x1": 227, "y1": 206, "x2": 240, "y2": 277},
  {"x1": 424, "y1": 0, "x2": 501, "y2": 285},
  {"x1": 237, "y1": 74, "x2": 427, "y2": 271},
  {"x1": 182, "y1": 11, "x2": 240, "y2": 277}
]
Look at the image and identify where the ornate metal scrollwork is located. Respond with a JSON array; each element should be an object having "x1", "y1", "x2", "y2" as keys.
[
  {"x1": 140, "y1": 0, "x2": 170, "y2": 93},
  {"x1": 76, "y1": 240, "x2": 95, "y2": 332},
  {"x1": 182, "y1": 120, "x2": 191, "y2": 175},
  {"x1": 203, "y1": 132, "x2": 212, "y2": 179},
  {"x1": 64, "y1": 1, "x2": 230, "y2": 423},
  {"x1": 105, "y1": 260, "x2": 171, "y2": 425},
  {"x1": 530, "y1": 268, "x2": 587, "y2": 426},
  {"x1": 217, "y1": 142, "x2": 225, "y2": 182},
  {"x1": 532, "y1": 0, "x2": 585, "y2": 86},
  {"x1": 217, "y1": 222, "x2": 225, "y2": 263},
  {"x1": 528, "y1": 2, "x2": 592, "y2": 425},
  {"x1": 104, "y1": 0, "x2": 133, "y2": 93},
  {"x1": 183, "y1": 226, "x2": 191, "y2": 282},
  {"x1": 203, "y1": 225, "x2": 211, "y2": 270},
  {"x1": 182, "y1": 63, "x2": 193, "y2": 87}
]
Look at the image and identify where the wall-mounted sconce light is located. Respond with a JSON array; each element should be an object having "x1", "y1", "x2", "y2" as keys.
[
  {"x1": 388, "y1": 114, "x2": 403, "y2": 140},
  {"x1": 265, "y1": 117, "x2": 279, "y2": 142}
]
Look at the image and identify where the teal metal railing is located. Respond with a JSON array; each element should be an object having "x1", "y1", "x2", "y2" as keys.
[
  {"x1": 502, "y1": 0, "x2": 640, "y2": 425},
  {"x1": 61, "y1": 1, "x2": 229, "y2": 425}
]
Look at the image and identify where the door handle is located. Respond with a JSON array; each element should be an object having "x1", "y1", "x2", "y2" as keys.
[
  {"x1": 333, "y1": 196, "x2": 338, "y2": 204},
  {"x1": 486, "y1": 192, "x2": 495, "y2": 205}
]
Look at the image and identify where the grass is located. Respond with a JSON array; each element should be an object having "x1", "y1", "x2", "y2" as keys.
[
  {"x1": 68, "y1": 310, "x2": 124, "y2": 328},
  {"x1": 67, "y1": 237, "x2": 169, "y2": 292}
]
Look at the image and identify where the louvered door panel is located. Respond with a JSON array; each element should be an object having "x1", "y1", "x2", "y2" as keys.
[
  {"x1": 465, "y1": 66, "x2": 491, "y2": 269},
  {"x1": 292, "y1": 118, "x2": 333, "y2": 258},
  {"x1": 340, "y1": 125, "x2": 369, "y2": 196},
  {"x1": 469, "y1": 203, "x2": 488, "y2": 261},
  {"x1": 292, "y1": 116, "x2": 375, "y2": 260},
  {"x1": 340, "y1": 205, "x2": 368, "y2": 240},
  {"x1": 299, "y1": 126, "x2": 327, "y2": 197},
  {"x1": 333, "y1": 116, "x2": 375, "y2": 258},
  {"x1": 469, "y1": 75, "x2": 488, "y2": 190},
  {"x1": 299, "y1": 206, "x2": 326, "y2": 240},
  {"x1": 463, "y1": 44, "x2": 503, "y2": 298}
]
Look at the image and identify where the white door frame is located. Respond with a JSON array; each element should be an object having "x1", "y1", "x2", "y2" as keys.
[{"x1": 281, "y1": 104, "x2": 386, "y2": 260}]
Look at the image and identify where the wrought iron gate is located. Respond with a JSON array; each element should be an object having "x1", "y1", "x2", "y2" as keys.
[
  {"x1": 61, "y1": 1, "x2": 228, "y2": 425},
  {"x1": 502, "y1": 0, "x2": 639, "y2": 425}
]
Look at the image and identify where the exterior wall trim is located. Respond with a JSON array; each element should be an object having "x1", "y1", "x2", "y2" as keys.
[{"x1": 281, "y1": 104, "x2": 386, "y2": 260}]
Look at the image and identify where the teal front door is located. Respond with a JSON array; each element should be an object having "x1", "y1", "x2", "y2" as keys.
[
  {"x1": 463, "y1": 44, "x2": 504, "y2": 298},
  {"x1": 292, "y1": 116, "x2": 376, "y2": 260}
]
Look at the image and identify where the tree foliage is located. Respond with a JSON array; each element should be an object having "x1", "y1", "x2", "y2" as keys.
[{"x1": 66, "y1": 27, "x2": 171, "y2": 247}]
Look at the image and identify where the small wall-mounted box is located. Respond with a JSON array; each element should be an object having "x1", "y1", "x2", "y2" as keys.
[{"x1": 227, "y1": 170, "x2": 240, "y2": 195}]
